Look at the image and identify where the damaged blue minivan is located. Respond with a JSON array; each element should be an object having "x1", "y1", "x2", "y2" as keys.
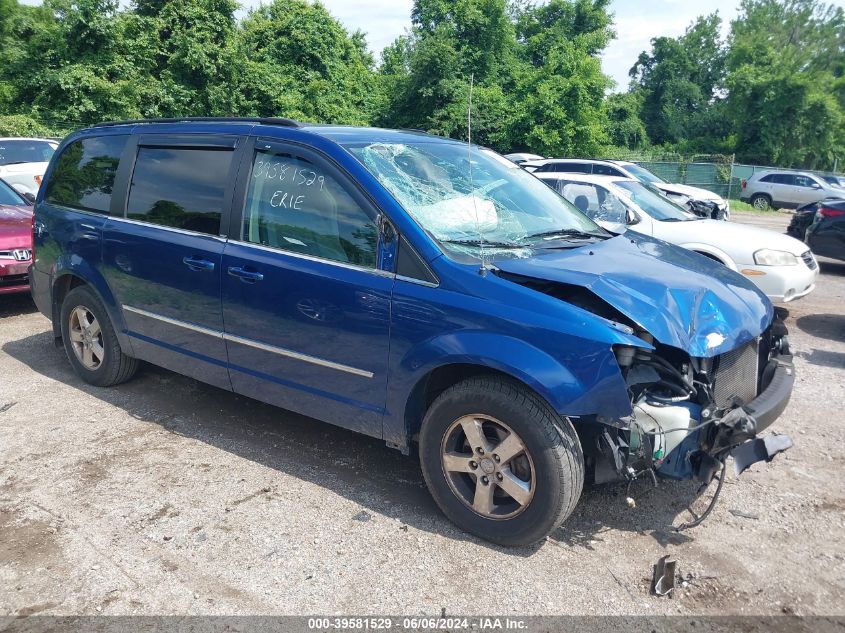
[{"x1": 30, "y1": 119, "x2": 794, "y2": 545}]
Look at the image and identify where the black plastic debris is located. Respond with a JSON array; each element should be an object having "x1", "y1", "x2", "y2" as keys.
[{"x1": 732, "y1": 433, "x2": 793, "y2": 476}]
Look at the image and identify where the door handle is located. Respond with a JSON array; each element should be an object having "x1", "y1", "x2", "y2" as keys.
[
  {"x1": 227, "y1": 266, "x2": 264, "y2": 283},
  {"x1": 183, "y1": 256, "x2": 216, "y2": 272}
]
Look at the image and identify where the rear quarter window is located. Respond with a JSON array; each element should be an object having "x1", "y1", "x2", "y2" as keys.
[
  {"x1": 126, "y1": 146, "x2": 234, "y2": 235},
  {"x1": 555, "y1": 163, "x2": 591, "y2": 174},
  {"x1": 592, "y1": 164, "x2": 623, "y2": 176},
  {"x1": 44, "y1": 136, "x2": 128, "y2": 214}
]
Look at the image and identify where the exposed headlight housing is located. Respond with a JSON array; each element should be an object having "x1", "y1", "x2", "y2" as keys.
[{"x1": 754, "y1": 249, "x2": 798, "y2": 266}]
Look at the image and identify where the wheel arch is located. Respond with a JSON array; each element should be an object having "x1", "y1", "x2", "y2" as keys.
[
  {"x1": 404, "y1": 363, "x2": 539, "y2": 444},
  {"x1": 396, "y1": 338, "x2": 630, "y2": 449},
  {"x1": 680, "y1": 243, "x2": 737, "y2": 270},
  {"x1": 51, "y1": 263, "x2": 134, "y2": 355}
]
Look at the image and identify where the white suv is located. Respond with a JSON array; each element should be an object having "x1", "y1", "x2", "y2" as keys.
[
  {"x1": 0, "y1": 137, "x2": 58, "y2": 196},
  {"x1": 740, "y1": 170, "x2": 840, "y2": 210}
]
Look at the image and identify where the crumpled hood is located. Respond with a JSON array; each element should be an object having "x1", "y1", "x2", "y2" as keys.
[
  {"x1": 656, "y1": 182, "x2": 725, "y2": 204},
  {"x1": 495, "y1": 232, "x2": 773, "y2": 358}
]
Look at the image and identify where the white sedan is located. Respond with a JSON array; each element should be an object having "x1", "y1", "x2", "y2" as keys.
[
  {"x1": 0, "y1": 137, "x2": 58, "y2": 196},
  {"x1": 537, "y1": 173, "x2": 818, "y2": 303}
]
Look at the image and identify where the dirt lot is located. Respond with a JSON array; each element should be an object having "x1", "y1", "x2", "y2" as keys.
[{"x1": 1, "y1": 211, "x2": 843, "y2": 616}]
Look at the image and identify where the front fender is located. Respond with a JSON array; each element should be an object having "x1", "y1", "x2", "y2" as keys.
[{"x1": 384, "y1": 331, "x2": 632, "y2": 447}]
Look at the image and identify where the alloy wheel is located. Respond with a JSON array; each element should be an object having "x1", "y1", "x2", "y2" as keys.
[
  {"x1": 68, "y1": 305, "x2": 105, "y2": 370},
  {"x1": 440, "y1": 414, "x2": 536, "y2": 519}
]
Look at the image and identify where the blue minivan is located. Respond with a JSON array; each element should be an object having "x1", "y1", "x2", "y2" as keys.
[{"x1": 31, "y1": 118, "x2": 794, "y2": 545}]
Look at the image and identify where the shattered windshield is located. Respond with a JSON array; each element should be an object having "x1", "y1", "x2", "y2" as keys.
[
  {"x1": 615, "y1": 180, "x2": 698, "y2": 222},
  {"x1": 344, "y1": 141, "x2": 606, "y2": 260}
]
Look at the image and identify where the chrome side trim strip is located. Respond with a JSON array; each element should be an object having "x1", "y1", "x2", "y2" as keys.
[
  {"x1": 395, "y1": 274, "x2": 439, "y2": 288},
  {"x1": 122, "y1": 304, "x2": 374, "y2": 378},
  {"x1": 122, "y1": 305, "x2": 223, "y2": 339},
  {"x1": 107, "y1": 215, "x2": 228, "y2": 241},
  {"x1": 222, "y1": 332, "x2": 374, "y2": 378},
  {"x1": 227, "y1": 239, "x2": 395, "y2": 279}
]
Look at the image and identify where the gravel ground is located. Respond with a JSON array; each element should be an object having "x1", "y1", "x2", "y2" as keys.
[{"x1": 0, "y1": 211, "x2": 843, "y2": 616}]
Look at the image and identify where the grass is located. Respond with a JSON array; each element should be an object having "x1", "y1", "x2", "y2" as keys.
[{"x1": 729, "y1": 200, "x2": 793, "y2": 215}]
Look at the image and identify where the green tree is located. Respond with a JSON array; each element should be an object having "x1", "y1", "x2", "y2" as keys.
[
  {"x1": 510, "y1": 0, "x2": 614, "y2": 155},
  {"x1": 630, "y1": 13, "x2": 726, "y2": 146},
  {"x1": 235, "y1": 0, "x2": 379, "y2": 124},
  {"x1": 379, "y1": 0, "x2": 517, "y2": 148},
  {"x1": 725, "y1": 0, "x2": 845, "y2": 167},
  {"x1": 128, "y1": 0, "x2": 241, "y2": 117},
  {"x1": 604, "y1": 92, "x2": 648, "y2": 150},
  {"x1": 381, "y1": 0, "x2": 614, "y2": 155}
]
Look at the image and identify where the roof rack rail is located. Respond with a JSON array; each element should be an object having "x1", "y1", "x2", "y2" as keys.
[{"x1": 93, "y1": 117, "x2": 301, "y2": 128}]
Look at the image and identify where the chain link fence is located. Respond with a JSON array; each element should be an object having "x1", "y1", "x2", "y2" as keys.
[{"x1": 614, "y1": 151, "x2": 843, "y2": 202}]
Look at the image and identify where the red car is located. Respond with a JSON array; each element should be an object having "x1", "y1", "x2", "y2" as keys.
[{"x1": 0, "y1": 177, "x2": 34, "y2": 295}]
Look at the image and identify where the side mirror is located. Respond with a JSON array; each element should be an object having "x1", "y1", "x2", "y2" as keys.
[
  {"x1": 22, "y1": 192, "x2": 36, "y2": 204},
  {"x1": 811, "y1": 182, "x2": 822, "y2": 189},
  {"x1": 626, "y1": 209, "x2": 640, "y2": 225}
]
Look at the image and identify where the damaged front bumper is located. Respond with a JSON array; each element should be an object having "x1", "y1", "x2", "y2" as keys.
[
  {"x1": 590, "y1": 312, "x2": 795, "y2": 487},
  {"x1": 671, "y1": 352, "x2": 795, "y2": 483}
]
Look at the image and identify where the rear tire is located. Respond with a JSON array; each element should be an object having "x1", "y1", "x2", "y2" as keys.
[
  {"x1": 750, "y1": 193, "x2": 772, "y2": 211},
  {"x1": 419, "y1": 376, "x2": 584, "y2": 546},
  {"x1": 60, "y1": 286, "x2": 138, "y2": 387}
]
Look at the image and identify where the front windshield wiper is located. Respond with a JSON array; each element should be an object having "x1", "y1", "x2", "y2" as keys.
[
  {"x1": 525, "y1": 228, "x2": 607, "y2": 241},
  {"x1": 443, "y1": 238, "x2": 525, "y2": 249}
]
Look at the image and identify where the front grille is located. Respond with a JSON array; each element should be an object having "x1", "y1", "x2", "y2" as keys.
[
  {"x1": 801, "y1": 250, "x2": 817, "y2": 270},
  {"x1": 0, "y1": 273, "x2": 28, "y2": 288},
  {"x1": 712, "y1": 339, "x2": 760, "y2": 407}
]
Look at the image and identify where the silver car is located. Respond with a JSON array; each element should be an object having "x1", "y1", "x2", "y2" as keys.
[{"x1": 740, "y1": 170, "x2": 840, "y2": 210}]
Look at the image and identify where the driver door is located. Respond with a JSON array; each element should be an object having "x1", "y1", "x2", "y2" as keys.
[{"x1": 220, "y1": 139, "x2": 394, "y2": 438}]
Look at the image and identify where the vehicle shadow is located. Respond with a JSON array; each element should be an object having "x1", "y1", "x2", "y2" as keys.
[
  {"x1": 4, "y1": 330, "x2": 708, "y2": 554},
  {"x1": 818, "y1": 258, "x2": 845, "y2": 276},
  {"x1": 795, "y1": 313, "x2": 845, "y2": 344},
  {"x1": 0, "y1": 294, "x2": 37, "y2": 318}
]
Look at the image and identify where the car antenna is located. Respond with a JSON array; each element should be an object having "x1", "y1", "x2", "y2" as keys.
[{"x1": 467, "y1": 73, "x2": 487, "y2": 277}]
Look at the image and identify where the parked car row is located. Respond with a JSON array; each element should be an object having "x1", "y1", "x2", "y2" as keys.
[
  {"x1": 0, "y1": 177, "x2": 34, "y2": 295},
  {"x1": 787, "y1": 197, "x2": 845, "y2": 262},
  {"x1": 27, "y1": 118, "x2": 797, "y2": 546},
  {"x1": 518, "y1": 157, "x2": 731, "y2": 219},
  {"x1": 535, "y1": 172, "x2": 818, "y2": 303},
  {"x1": 0, "y1": 137, "x2": 57, "y2": 295}
]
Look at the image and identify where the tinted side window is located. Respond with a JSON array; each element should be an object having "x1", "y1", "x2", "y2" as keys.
[
  {"x1": 759, "y1": 174, "x2": 776, "y2": 183},
  {"x1": 773, "y1": 174, "x2": 796, "y2": 185},
  {"x1": 44, "y1": 136, "x2": 127, "y2": 214},
  {"x1": 243, "y1": 149, "x2": 377, "y2": 267},
  {"x1": 794, "y1": 175, "x2": 817, "y2": 188},
  {"x1": 592, "y1": 164, "x2": 622, "y2": 176},
  {"x1": 554, "y1": 163, "x2": 591, "y2": 174},
  {"x1": 127, "y1": 147, "x2": 233, "y2": 235}
]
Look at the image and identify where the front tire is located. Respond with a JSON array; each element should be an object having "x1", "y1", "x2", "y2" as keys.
[
  {"x1": 60, "y1": 286, "x2": 139, "y2": 387},
  {"x1": 419, "y1": 377, "x2": 584, "y2": 546}
]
